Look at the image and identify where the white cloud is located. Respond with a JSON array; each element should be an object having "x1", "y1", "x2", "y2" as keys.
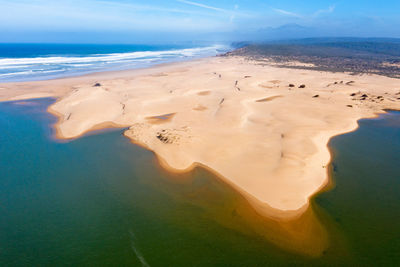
[
  {"x1": 272, "y1": 8, "x2": 303, "y2": 18},
  {"x1": 177, "y1": 0, "x2": 229, "y2": 13},
  {"x1": 313, "y1": 5, "x2": 336, "y2": 17},
  {"x1": 176, "y1": 0, "x2": 252, "y2": 24},
  {"x1": 0, "y1": 0, "x2": 230, "y2": 32},
  {"x1": 272, "y1": 5, "x2": 335, "y2": 19}
]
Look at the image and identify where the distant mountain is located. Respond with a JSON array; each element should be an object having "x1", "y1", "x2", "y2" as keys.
[
  {"x1": 227, "y1": 24, "x2": 400, "y2": 43},
  {"x1": 256, "y1": 24, "x2": 322, "y2": 40},
  {"x1": 227, "y1": 23, "x2": 324, "y2": 42}
]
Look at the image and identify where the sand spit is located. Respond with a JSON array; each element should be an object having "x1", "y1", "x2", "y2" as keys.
[{"x1": 2, "y1": 57, "x2": 400, "y2": 220}]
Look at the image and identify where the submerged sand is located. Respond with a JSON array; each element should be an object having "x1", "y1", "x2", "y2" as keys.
[{"x1": 2, "y1": 56, "x2": 400, "y2": 220}]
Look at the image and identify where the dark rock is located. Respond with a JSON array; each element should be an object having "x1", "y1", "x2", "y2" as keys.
[
  {"x1": 299, "y1": 84, "x2": 306, "y2": 88},
  {"x1": 93, "y1": 82, "x2": 101, "y2": 87},
  {"x1": 347, "y1": 105, "x2": 353, "y2": 107},
  {"x1": 288, "y1": 84, "x2": 295, "y2": 87},
  {"x1": 313, "y1": 95, "x2": 319, "y2": 98},
  {"x1": 361, "y1": 94, "x2": 368, "y2": 98},
  {"x1": 156, "y1": 133, "x2": 171, "y2": 144},
  {"x1": 350, "y1": 93, "x2": 357, "y2": 96},
  {"x1": 332, "y1": 162, "x2": 338, "y2": 172}
]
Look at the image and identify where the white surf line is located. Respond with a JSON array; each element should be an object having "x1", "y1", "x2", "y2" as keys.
[
  {"x1": 0, "y1": 45, "x2": 228, "y2": 67},
  {"x1": 129, "y1": 230, "x2": 150, "y2": 267}
]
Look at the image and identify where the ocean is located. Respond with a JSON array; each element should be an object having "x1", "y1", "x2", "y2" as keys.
[{"x1": 0, "y1": 43, "x2": 230, "y2": 82}]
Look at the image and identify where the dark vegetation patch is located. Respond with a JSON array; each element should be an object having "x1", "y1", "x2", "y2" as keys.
[{"x1": 224, "y1": 38, "x2": 400, "y2": 78}]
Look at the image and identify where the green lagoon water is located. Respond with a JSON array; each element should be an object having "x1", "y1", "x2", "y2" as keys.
[{"x1": 0, "y1": 98, "x2": 399, "y2": 266}]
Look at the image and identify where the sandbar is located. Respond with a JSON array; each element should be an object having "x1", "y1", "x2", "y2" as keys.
[{"x1": 2, "y1": 56, "x2": 400, "y2": 220}]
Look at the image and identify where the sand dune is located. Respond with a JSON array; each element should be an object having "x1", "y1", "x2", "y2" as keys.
[{"x1": 2, "y1": 56, "x2": 400, "y2": 219}]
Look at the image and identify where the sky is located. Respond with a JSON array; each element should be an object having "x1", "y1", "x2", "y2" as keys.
[{"x1": 1, "y1": 0, "x2": 400, "y2": 43}]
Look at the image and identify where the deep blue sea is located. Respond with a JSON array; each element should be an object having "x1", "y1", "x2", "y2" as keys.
[{"x1": 0, "y1": 43, "x2": 230, "y2": 82}]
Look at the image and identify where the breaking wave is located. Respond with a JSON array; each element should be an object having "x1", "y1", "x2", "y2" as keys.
[{"x1": 0, "y1": 44, "x2": 230, "y2": 82}]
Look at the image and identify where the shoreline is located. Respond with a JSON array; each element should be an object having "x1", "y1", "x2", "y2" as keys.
[
  {"x1": 48, "y1": 105, "x2": 128, "y2": 141},
  {"x1": 2, "y1": 56, "x2": 400, "y2": 221},
  {"x1": 0, "y1": 57, "x2": 209, "y2": 102}
]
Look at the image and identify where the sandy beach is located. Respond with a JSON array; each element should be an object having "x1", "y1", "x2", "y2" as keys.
[{"x1": 2, "y1": 56, "x2": 400, "y2": 220}]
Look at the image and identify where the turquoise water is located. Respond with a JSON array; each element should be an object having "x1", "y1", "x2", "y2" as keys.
[{"x1": 0, "y1": 99, "x2": 399, "y2": 266}]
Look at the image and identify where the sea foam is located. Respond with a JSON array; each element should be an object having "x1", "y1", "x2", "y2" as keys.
[{"x1": 0, "y1": 44, "x2": 230, "y2": 82}]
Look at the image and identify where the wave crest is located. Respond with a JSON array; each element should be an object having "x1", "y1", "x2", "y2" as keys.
[{"x1": 0, "y1": 44, "x2": 230, "y2": 82}]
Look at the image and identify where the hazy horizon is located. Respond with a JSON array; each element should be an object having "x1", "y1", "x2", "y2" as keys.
[{"x1": 1, "y1": 0, "x2": 400, "y2": 43}]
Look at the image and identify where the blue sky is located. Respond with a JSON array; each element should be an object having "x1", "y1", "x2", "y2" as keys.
[{"x1": 1, "y1": 0, "x2": 400, "y2": 42}]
